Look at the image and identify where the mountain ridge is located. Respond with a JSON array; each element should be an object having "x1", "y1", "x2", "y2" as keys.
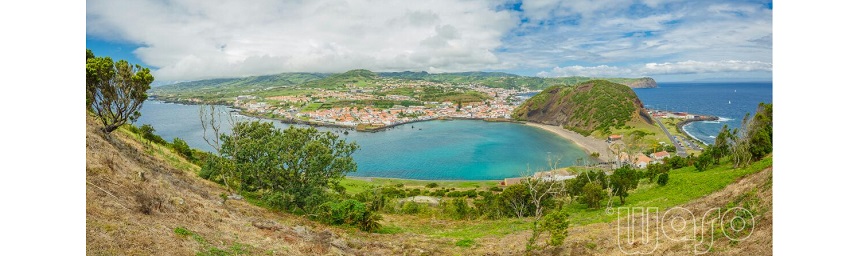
[{"x1": 153, "y1": 70, "x2": 657, "y2": 92}]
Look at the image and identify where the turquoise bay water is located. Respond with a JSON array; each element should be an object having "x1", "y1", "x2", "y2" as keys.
[{"x1": 136, "y1": 101, "x2": 589, "y2": 180}]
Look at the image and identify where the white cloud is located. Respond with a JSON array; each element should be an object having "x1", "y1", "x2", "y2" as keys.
[
  {"x1": 537, "y1": 60, "x2": 773, "y2": 77},
  {"x1": 507, "y1": 0, "x2": 772, "y2": 73},
  {"x1": 87, "y1": 0, "x2": 517, "y2": 81},
  {"x1": 87, "y1": 0, "x2": 772, "y2": 82}
]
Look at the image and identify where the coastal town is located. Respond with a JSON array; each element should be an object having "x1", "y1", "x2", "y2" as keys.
[{"x1": 229, "y1": 80, "x2": 534, "y2": 131}]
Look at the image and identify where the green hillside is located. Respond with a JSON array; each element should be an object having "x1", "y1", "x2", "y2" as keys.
[
  {"x1": 302, "y1": 69, "x2": 380, "y2": 89},
  {"x1": 150, "y1": 72, "x2": 326, "y2": 100},
  {"x1": 378, "y1": 72, "x2": 654, "y2": 90},
  {"x1": 512, "y1": 80, "x2": 648, "y2": 135}
]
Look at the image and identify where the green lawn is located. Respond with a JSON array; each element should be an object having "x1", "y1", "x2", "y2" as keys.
[{"x1": 301, "y1": 102, "x2": 324, "y2": 111}]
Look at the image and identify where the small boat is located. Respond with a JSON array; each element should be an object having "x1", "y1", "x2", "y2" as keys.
[{"x1": 728, "y1": 101, "x2": 731, "y2": 104}]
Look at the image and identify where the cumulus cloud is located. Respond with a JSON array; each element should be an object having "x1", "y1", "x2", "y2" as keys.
[
  {"x1": 537, "y1": 60, "x2": 773, "y2": 77},
  {"x1": 505, "y1": 0, "x2": 772, "y2": 73},
  {"x1": 87, "y1": 0, "x2": 772, "y2": 82},
  {"x1": 87, "y1": 0, "x2": 517, "y2": 81}
]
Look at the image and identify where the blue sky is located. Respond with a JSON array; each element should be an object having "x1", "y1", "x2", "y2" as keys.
[{"x1": 87, "y1": 0, "x2": 772, "y2": 82}]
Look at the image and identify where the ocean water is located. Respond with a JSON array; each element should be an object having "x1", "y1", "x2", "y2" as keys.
[
  {"x1": 633, "y1": 82, "x2": 773, "y2": 144},
  {"x1": 135, "y1": 101, "x2": 589, "y2": 180}
]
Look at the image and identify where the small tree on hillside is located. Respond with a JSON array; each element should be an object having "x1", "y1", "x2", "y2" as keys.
[
  {"x1": 747, "y1": 103, "x2": 773, "y2": 160},
  {"x1": 610, "y1": 165, "x2": 639, "y2": 205},
  {"x1": 695, "y1": 149, "x2": 714, "y2": 172},
  {"x1": 86, "y1": 49, "x2": 154, "y2": 133},
  {"x1": 580, "y1": 182, "x2": 605, "y2": 208},
  {"x1": 714, "y1": 125, "x2": 732, "y2": 161},
  {"x1": 523, "y1": 156, "x2": 568, "y2": 253},
  {"x1": 501, "y1": 183, "x2": 531, "y2": 218}
]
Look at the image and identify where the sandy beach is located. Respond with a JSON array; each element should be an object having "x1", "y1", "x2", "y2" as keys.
[{"x1": 525, "y1": 122, "x2": 613, "y2": 162}]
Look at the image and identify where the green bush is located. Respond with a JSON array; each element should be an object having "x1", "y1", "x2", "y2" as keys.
[
  {"x1": 426, "y1": 182, "x2": 439, "y2": 188},
  {"x1": 317, "y1": 199, "x2": 382, "y2": 232},
  {"x1": 580, "y1": 182, "x2": 605, "y2": 208},
  {"x1": 695, "y1": 152, "x2": 713, "y2": 172},
  {"x1": 450, "y1": 198, "x2": 470, "y2": 220},
  {"x1": 657, "y1": 173, "x2": 669, "y2": 186},
  {"x1": 139, "y1": 124, "x2": 167, "y2": 145},
  {"x1": 172, "y1": 137, "x2": 193, "y2": 160},
  {"x1": 542, "y1": 208, "x2": 570, "y2": 246},
  {"x1": 401, "y1": 201, "x2": 423, "y2": 214}
]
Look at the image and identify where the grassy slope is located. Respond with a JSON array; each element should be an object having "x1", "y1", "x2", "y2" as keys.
[
  {"x1": 597, "y1": 118, "x2": 671, "y2": 144},
  {"x1": 86, "y1": 116, "x2": 453, "y2": 255},
  {"x1": 87, "y1": 113, "x2": 771, "y2": 255},
  {"x1": 339, "y1": 156, "x2": 771, "y2": 254},
  {"x1": 368, "y1": 158, "x2": 772, "y2": 254}
]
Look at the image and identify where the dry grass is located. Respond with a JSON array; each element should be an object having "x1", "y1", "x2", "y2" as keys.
[{"x1": 86, "y1": 116, "x2": 417, "y2": 255}]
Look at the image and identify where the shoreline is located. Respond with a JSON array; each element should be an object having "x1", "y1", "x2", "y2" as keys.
[
  {"x1": 675, "y1": 116, "x2": 718, "y2": 145},
  {"x1": 346, "y1": 176, "x2": 500, "y2": 182},
  {"x1": 681, "y1": 123, "x2": 709, "y2": 145},
  {"x1": 524, "y1": 122, "x2": 613, "y2": 163}
]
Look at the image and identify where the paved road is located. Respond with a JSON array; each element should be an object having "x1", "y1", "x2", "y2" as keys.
[{"x1": 652, "y1": 117, "x2": 688, "y2": 157}]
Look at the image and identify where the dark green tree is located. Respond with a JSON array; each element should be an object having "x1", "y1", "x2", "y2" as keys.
[
  {"x1": 219, "y1": 121, "x2": 359, "y2": 212},
  {"x1": 580, "y1": 182, "x2": 605, "y2": 209},
  {"x1": 657, "y1": 173, "x2": 669, "y2": 186},
  {"x1": 714, "y1": 125, "x2": 732, "y2": 160},
  {"x1": 86, "y1": 50, "x2": 154, "y2": 133},
  {"x1": 747, "y1": 103, "x2": 773, "y2": 160},
  {"x1": 695, "y1": 149, "x2": 714, "y2": 172},
  {"x1": 610, "y1": 165, "x2": 639, "y2": 205},
  {"x1": 666, "y1": 155, "x2": 688, "y2": 169},
  {"x1": 645, "y1": 162, "x2": 670, "y2": 182},
  {"x1": 501, "y1": 183, "x2": 532, "y2": 218}
]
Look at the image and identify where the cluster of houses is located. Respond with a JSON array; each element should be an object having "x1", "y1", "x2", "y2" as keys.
[
  {"x1": 618, "y1": 151, "x2": 671, "y2": 169},
  {"x1": 229, "y1": 79, "x2": 527, "y2": 127}
]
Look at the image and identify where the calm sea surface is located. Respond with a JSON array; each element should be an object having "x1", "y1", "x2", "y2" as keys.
[
  {"x1": 633, "y1": 82, "x2": 773, "y2": 144},
  {"x1": 136, "y1": 101, "x2": 589, "y2": 180}
]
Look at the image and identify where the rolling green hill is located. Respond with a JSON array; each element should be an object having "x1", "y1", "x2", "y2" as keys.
[
  {"x1": 379, "y1": 71, "x2": 655, "y2": 90},
  {"x1": 149, "y1": 72, "x2": 327, "y2": 100},
  {"x1": 302, "y1": 69, "x2": 380, "y2": 89},
  {"x1": 512, "y1": 80, "x2": 650, "y2": 136},
  {"x1": 151, "y1": 70, "x2": 657, "y2": 98}
]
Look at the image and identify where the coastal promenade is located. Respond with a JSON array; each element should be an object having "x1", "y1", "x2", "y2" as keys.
[
  {"x1": 524, "y1": 122, "x2": 613, "y2": 163},
  {"x1": 653, "y1": 116, "x2": 688, "y2": 157}
]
